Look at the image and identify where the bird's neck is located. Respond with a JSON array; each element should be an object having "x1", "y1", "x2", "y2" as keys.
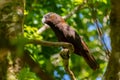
[
  {"x1": 46, "y1": 22, "x2": 66, "y2": 41},
  {"x1": 47, "y1": 22, "x2": 61, "y2": 33}
]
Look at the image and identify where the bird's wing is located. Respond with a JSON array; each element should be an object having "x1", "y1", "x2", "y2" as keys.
[{"x1": 61, "y1": 24, "x2": 89, "y2": 53}]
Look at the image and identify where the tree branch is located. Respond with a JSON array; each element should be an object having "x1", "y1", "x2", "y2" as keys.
[
  {"x1": 59, "y1": 49, "x2": 76, "y2": 80},
  {"x1": 37, "y1": 24, "x2": 49, "y2": 34},
  {"x1": 26, "y1": 39, "x2": 75, "y2": 80},
  {"x1": 27, "y1": 39, "x2": 74, "y2": 53}
]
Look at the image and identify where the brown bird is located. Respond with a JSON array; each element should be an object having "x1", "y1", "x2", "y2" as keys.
[{"x1": 42, "y1": 12, "x2": 99, "y2": 70}]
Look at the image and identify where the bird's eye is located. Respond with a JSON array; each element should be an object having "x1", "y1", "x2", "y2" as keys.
[
  {"x1": 45, "y1": 14, "x2": 51, "y2": 19},
  {"x1": 45, "y1": 16, "x2": 48, "y2": 19}
]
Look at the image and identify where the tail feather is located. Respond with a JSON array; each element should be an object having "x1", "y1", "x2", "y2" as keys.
[
  {"x1": 82, "y1": 52, "x2": 99, "y2": 70},
  {"x1": 80, "y1": 39, "x2": 99, "y2": 70}
]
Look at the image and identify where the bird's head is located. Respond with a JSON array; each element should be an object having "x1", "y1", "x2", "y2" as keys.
[{"x1": 42, "y1": 12, "x2": 65, "y2": 25}]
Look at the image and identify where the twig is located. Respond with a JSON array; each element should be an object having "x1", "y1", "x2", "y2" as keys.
[
  {"x1": 94, "y1": 19, "x2": 111, "y2": 57},
  {"x1": 89, "y1": 5, "x2": 111, "y2": 58},
  {"x1": 63, "y1": 3, "x2": 85, "y2": 20}
]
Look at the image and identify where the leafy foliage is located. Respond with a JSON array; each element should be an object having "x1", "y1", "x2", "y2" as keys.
[
  {"x1": 22, "y1": 0, "x2": 110, "y2": 80},
  {"x1": 18, "y1": 67, "x2": 40, "y2": 80}
]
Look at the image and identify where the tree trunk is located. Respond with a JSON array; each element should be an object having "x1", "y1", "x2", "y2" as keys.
[
  {"x1": 103, "y1": 0, "x2": 120, "y2": 80},
  {"x1": 0, "y1": 1, "x2": 55, "y2": 80},
  {"x1": 0, "y1": 0, "x2": 24, "y2": 80}
]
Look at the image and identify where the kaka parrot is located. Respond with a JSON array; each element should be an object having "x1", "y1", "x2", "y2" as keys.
[{"x1": 42, "y1": 12, "x2": 99, "y2": 70}]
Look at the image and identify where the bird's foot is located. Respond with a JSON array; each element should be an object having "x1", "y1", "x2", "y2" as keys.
[{"x1": 60, "y1": 49, "x2": 70, "y2": 60}]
